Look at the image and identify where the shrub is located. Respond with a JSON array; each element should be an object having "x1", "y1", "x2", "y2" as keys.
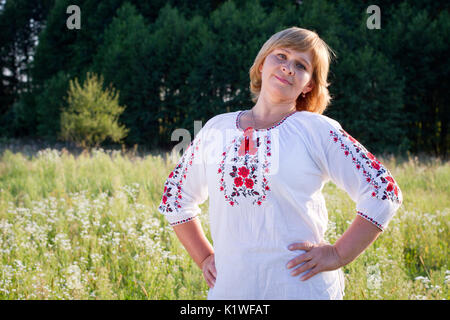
[{"x1": 59, "y1": 72, "x2": 129, "y2": 149}]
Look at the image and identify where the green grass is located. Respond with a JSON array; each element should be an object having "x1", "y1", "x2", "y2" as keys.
[{"x1": 0, "y1": 147, "x2": 448, "y2": 299}]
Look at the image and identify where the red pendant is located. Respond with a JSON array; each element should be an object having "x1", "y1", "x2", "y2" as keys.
[{"x1": 238, "y1": 127, "x2": 258, "y2": 156}]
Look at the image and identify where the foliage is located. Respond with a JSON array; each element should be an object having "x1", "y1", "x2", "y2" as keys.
[
  {"x1": 59, "y1": 72, "x2": 129, "y2": 149},
  {"x1": 36, "y1": 71, "x2": 72, "y2": 141},
  {"x1": 0, "y1": 0, "x2": 449, "y2": 156},
  {"x1": 92, "y1": 2, "x2": 162, "y2": 148}
]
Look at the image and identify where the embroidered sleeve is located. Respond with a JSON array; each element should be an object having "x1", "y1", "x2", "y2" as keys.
[
  {"x1": 306, "y1": 115, "x2": 403, "y2": 231},
  {"x1": 157, "y1": 126, "x2": 209, "y2": 226}
]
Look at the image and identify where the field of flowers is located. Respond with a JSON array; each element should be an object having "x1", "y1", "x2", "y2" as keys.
[{"x1": 0, "y1": 145, "x2": 448, "y2": 300}]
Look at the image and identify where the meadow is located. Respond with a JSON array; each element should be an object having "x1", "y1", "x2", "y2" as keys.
[{"x1": 0, "y1": 141, "x2": 448, "y2": 300}]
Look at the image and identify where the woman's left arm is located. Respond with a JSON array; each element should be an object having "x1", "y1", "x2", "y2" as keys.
[
  {"x1": 287, "y1": 215, "x2": 381, "y2": 280},
  {"x1": 287, "y1": 115, "x2": 403, "y2": 280}
]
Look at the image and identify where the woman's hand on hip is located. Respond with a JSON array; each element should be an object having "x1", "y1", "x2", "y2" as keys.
[
  {"x1": 201, "y1": 253, "x2": 217, "y2": 288},
  {"x1": 286, "y1": 241, "x2": 344, "y2": 281}
]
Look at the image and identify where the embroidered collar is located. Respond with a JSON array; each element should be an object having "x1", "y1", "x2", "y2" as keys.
[{"x1": 235, "y1": 110, "x2": 297, "y2": 132}]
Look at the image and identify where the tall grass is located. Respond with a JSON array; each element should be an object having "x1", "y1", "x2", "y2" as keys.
[{"x1": 0, "y1": 146, "x2": 448, "y2": 299}]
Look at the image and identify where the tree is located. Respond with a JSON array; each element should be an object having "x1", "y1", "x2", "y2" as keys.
[
  {"x1": 92, "y1": 2, "x2": 160, "y2": 147},
  {"x1": 35, "y1": 71, "x2": 72, "y2": 141},
  {"x1": 59, "y1": 72, "x2": 129, "y2": 149},
  {"x1": 382, "y1": 3, "x2": 449, "y2": 156},
  {"x1": 328, "y1": 45, "x2": 408, "y2": 155},
  {"x1": 0, "y1": 0, "x2": 54, "y2": 136},
  {"x1": 2, "y1": 0, "x2": 448, "y2": 156}
]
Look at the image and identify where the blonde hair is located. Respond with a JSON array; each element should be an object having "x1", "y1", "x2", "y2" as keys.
[{"x1": 249, "y1": 27, "x2": 336, "y2": 114}]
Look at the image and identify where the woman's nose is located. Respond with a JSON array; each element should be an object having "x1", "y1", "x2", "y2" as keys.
[{"x1": 282, "y1": 63, "x2": 294, "y2": 75}]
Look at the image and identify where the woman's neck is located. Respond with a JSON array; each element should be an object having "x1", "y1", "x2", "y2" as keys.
[{"x1": 251, "y1": 98, "x2": 297, "y2": 124}]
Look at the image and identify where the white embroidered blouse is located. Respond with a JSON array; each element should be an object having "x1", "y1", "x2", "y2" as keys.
[{"x1": 158, "y1": 110, "x2": 403, "y2": 300}]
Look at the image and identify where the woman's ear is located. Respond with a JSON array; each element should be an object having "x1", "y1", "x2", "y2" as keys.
[
  {"x1": 258, "y1": 57, "x2": 266, "y2": 73},
  {"x1": 304, "y1": 79, "x2": 315, "y2": 94}
]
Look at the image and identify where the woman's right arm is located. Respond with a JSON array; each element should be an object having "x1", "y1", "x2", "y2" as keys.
[
  {"x1": 173, "y1": 218, "x2": 214, "y2": 269},
  {"x1": 173, "y1": 219, "x2": 217, "y2": 288},
  {"x1": 157, "y1": 120, "x2": 217, "y2": 287}
]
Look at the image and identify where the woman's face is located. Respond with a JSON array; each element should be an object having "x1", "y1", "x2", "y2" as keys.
[{"x1": 258, "y1": 47, "x2": 314, "y2": 103}]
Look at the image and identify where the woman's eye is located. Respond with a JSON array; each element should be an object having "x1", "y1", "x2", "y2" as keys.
[{"x1": 277, "y1": 54, "x2": 305, "y2": 70}]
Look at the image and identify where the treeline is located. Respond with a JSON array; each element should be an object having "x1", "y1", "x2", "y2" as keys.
[{"x1": 0, "y1": 0, "x2": 448, "y2": 156}]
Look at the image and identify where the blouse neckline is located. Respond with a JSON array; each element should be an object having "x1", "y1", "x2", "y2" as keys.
[{"x1": 235, "y1": 110, "x2": 298, "y2": 132}]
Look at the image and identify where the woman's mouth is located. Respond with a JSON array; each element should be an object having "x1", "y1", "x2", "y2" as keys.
[{"x1": 275, "y1": 75, "x2": 291, "y2": 85}]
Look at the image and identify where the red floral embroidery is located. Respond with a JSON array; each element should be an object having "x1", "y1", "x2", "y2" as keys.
[
  {"x1": 238, "y1": 166, "x2": 250, "y2": 178},
  {"x1": 330, "y1": 128, "x2": 401, "y2": 204},
  {"x1": 158, "y1": 138, "x2": 201, "y2": 215},
  {"x1": 245, "y1": 178, "x2": 254, "y2": 189},
  {"x1": 234, "y1": 176, "x2": 244, "y2": 187},
  {"x1": 218, "y1": 132, "x2": 272, "y2": 206},
  {"x1": 371, "y1": 161, "x2": 380, "y2": 170}
]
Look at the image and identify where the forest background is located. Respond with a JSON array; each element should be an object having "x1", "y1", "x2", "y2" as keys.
[{"x1": 0, "y1": 0, "x2": 448, "y2": 157}]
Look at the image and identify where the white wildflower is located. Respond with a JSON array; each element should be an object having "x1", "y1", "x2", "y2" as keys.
[
  {"x1": 65, "y1": 264, "x2": 83, "y2": 290},
  {"x1": 89, "y1": 253, "x2": 103, "y2": 264},
  {"x1": 411, "y1": 294, "x2": 428, "y2": 300},
  {"x1": 366, "y1": 264, "x2": 382, "y2": 294},
  {"x1": 54, "y1": 233, "x2": 72, "y2": 251}
]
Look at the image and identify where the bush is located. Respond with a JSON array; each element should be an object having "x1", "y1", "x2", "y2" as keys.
[{"x1": 59, "y1": 72, "x2": 129, "y2": 149}]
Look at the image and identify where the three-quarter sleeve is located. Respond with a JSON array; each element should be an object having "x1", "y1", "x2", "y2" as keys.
[
  {"x1": 304, "y1": 114, "x2": 403, "y2": 231},
  {"x1": 157, "y1": 125, "x2": 209, "y2": 226}
]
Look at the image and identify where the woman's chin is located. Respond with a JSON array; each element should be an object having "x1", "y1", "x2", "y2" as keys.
[{"x1": 265, "y1": 87, "x2": 296, "y2": 101}]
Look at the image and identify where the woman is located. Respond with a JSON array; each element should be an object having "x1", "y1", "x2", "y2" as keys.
[{"x1": 158, "y1": 27, "x2": 402, "y2": 299}]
